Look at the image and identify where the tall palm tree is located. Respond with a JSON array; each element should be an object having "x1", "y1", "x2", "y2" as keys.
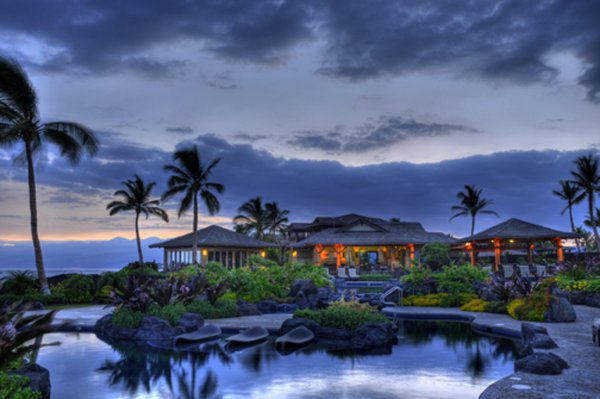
[
  {"x1": 107, "y1": 175, "x2": 169, "y2": 265},
  {"x1": 265, "y1": 201, "x2": 290, "y2": 236},
  {"x1": 584, "y1": 208, "x2": 600, "y2": 230},
  {"x1": 450, "y1": 184, "x2": 499, "y2": 237},
  {"x1": 553, "y1": 180, "x2": 585, "y2": 251},
  {"x1": 0, "y1": 57, "x2": 98, "y2": 294},
  {"x1": 571, "y1": 154, "x2": 600, "y2": 250},
  {"x1": 163, "y1": 146, "x2": 224, "y2": 264},
  {"x1": 233, "y1": 197, "x2": 269, "y2": 240}
]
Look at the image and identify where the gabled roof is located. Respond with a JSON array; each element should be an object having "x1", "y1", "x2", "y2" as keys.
[
  {"x1": 287, "y1": 213, "x2": 389, "y2": 231},
  {"x1": 457, "y1": 218, "x2": 581, "y2": 243},
  {"x1": 149, "y1": 225, "x2": 276, "y2": 249}
]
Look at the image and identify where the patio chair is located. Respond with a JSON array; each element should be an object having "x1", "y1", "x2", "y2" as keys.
[
  {"x1": 518, "y1": 265, "x2": 532, "y2": 278},
  {"x1": 337, "y1": 267, "x2": 347, "y2": 279},
  {"x1": 347, "y1": 267, "x2": 359, "y2": 280},
  {"x1": 482, "y1": 265, "x2": 492, "y2": 274},
  {"x1": 502, "y1": 265, "x2": 514, "y2": 279},
  {"x1": 534, "y1": 264, "x2": 547, "y2": 277}
]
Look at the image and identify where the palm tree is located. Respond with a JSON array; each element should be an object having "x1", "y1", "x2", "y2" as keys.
[
  {"x1": 584, "y1": 208, "x2": 600, "y2": 230},
  {"x1": 553, "y1": 180, "x2": 585, "y2": 251},
  {"x1": 107, "y1": 175, "x2": 169, "y2": 265},
  {"x1": 450, "y1": 184, "x2": 499, "y2": 237},
  {"x1": 571, "y1": 154, "x2": 600, "y2": 250},
  {"x1": 0, "y1": 57, "x2": 98, "y2": 294},
  {"x1": 163, "y1": 146, "x2": 224, "y2": 264},
  {"x1": 265, "y1": 201, "x2": 290, "y2": 237},
  {"x1": 233, "y1": 197, "x2": 269, "y2": 240}
]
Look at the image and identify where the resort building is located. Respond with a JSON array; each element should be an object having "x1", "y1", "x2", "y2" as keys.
[
  {"x1": 453, "y1": 218, "x2": 582, "y2": 271},
  {"x1": 150, "y1": 225, "x2": 276, "y2": 271},
  {"x1": 288, "y1": 214, "x2": 455, "y2": 269}
]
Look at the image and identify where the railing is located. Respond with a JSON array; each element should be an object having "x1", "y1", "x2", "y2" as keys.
[{"x1": 380, "y1": 286, "x2": 403, "y2": 307}]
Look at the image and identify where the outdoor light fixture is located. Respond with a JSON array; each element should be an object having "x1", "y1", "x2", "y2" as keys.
[
  {"x1": 260, "y1": 251, "x2": 266, "y2": 258},
  {"x1": 202, "y1": 249, "x2": 208, "y2": 256},
  {"x1": 292, "y1": 250, "x2": 298, "y2": 257}
]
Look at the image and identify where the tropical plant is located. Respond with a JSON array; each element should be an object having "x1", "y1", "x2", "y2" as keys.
[
  {"x1": 584, "y1": 208, "x2": 600, "y2": 231},
  {"x1": 553, "y1": 180, "x2": 585, "y2": 251},
  {"x1": 571, "y1": 154, "x2": 600, "y2": 250},
  {"x1": 0, "y1": 271, "x2": 39, "y2": 295},
  {"x1": 265, "y1": 201, "x2": 290, "y2": 236},
  {"x1": 420, "y1": 243, "x2": 451, "y2": 271},
  {"x1": 294, "y1": 307, "x2": 387, "y2": 330},
  {"x1": 233, "y1": 196, "x2": 269, "y2": 240},
  {"x1": 0, "y1": 57, "x2": 99, "y2": 294},
  {"x1": 163, "y1": 145, "x2": 224, "y2": 264},
  {"x1": 107, "y1": 175, "x2": 169, "y2": 265},
  {"x1": 449, "y1": 184, "x2": 499, "y2": 236}
]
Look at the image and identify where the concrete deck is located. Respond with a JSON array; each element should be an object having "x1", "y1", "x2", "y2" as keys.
[{"x1": 384, "y1": 305, "x2": 600, "y2": 399}]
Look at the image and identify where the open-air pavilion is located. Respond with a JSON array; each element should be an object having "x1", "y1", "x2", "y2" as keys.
[
  {"x1": 150, "y1": 225, "x2": 276, "y2": 271},
  {"x1": 452, "y1": 218, "x2": 582, "y2": 271}
]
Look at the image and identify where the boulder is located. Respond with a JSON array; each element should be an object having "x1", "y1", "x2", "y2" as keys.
[
  {"x1": 515, "y1": 352, "x2": 569, "y2": 375},
  {"x1": 585, "y1": 293, "x2": 600, "y2": 308},
  {"x1": 521, "y1": 323, "x2": 557, "y2": 349},
  {"x1": 134, "y1": 316, "x2": 174, "y2": 341},
  {"x1": 290, "y1": 279, "x2": 320, "y2": 309},
  {"x1": 11, "y1": 363, "x2": 51, "y2": 399},
  {"x1": 545, "y1": 297, "x2": 577, "y2": 322},
  {"x1": 560, "y1": 290, "x2": 587, "y2": 305},
  {"x1": 95, "y1": 314, "x2": 138, "y2": 341},
  {"x1": 177, "y1": 313, "x2": 204, "y2": 331},
  {"x1": 257, "y1": 300, "x2": 278, "y2": 314},
  {"x1": 277, "y1": 303, "x2": 297, "y2": 313},
  {"x1": 350, "y1": 323, "x2": 397, "y2": 349},
  {"x1": 237, "y1": 300, "x2": 261, "y2": 316}
]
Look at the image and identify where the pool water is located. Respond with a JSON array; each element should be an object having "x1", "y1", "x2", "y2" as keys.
[{"x1": 36, "y1": 321, "x2": 517, "y2": 399}]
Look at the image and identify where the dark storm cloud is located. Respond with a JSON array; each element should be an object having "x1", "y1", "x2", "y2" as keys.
[
  {"x1": 234, "y1": 133, "x2": 269, "y2": 142},
  {"x1": 208, "y1": 71, "x2": 238, "y2": 90},
  {"x1": 288, "y1": 116, "x2": 480, "y2": 153},
  {"x1": 166, "y1": 126, "x2": 194, "y2": 135},
  {"x1": 1, "y1": 1, "x2": 599, "y2": 101},
  {"x1": 0, "y1": 133, "x2": 596, "y2": 235}
]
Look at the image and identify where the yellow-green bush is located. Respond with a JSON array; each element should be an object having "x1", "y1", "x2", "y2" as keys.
[
  {"x1": 404, "y1": 293, "x2": 446, "y2": 307},
  {"x1": 329, "y1": 298, "x2": 375, "y2": 312},
  {"x1": 460, "y1": 298, "x2": 488, "y2": 312}
]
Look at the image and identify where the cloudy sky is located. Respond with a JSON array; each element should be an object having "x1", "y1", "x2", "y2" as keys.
[{"x1": 1, "y1": 0, "x2": 599, "y2": 243}]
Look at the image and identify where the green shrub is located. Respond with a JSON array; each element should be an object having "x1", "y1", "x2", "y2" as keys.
[
  {"x1": 400, "y1": 266, "x2": 431, "y2": 294},
  {"x1": 588, "y1": 279, "x2": 600, "y2": 293},
  {"x1": 294, "y1": 306, "x2": 387, "y2": 330},
  {"x1": 0, "y1": 271, "x2": 40, "y2": 295},
  {"x1": 329, "y1": 298, "x2": 376, "y2": 312},
  {"x1": 460, "y1": 298, "x2": 488, "y2": 312},
  {"x1": 484, "y1": 301, "x2": 507, "y2": 314},
  {"x1": 0, "y1": 372, "x2": 41, "y2": 399},
  {"x1": 202, "y1": 262, "x2": 230, "y2": 285},
  {"x1": 54, "y1": 275, "x2": 95, "y2": 304},
  {"x1": 558, "y1": 264, "x2": 588, "y2": 281},
  {"x1": 112, "y1": 308, "x2": 144, "y2": 329},
  {"x1": 98, "y1": 271, "x2": 126, "y2": 291},
  {"x1": 172, "y1": 265, "x2": 202, "y2": 281},
  {"x1": 247, "y1": 255, "x2": 279, "y2": 268},
  {"x1": 435, "y1": 264, "x2": 487, "y2": 295},
  {"x1": 186, "y1": 298, "x2": 238, "y2": 319},
  {"x1": 403, "y1": 292, "x2": 476, "y2": 307},
  {"x1": 358, "y1": 273, "x2": 391, "y2": 281},
  {"x1": 147, "y1": 303, "x2": 187, "y2": 326},
  {"x1": 420, "y1": 243, "x2": 451, "y2": 271}
]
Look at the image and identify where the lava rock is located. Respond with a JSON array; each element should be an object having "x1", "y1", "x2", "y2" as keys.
[
  {"x1": 257, "y1": 300, "x2": 279, "y2": 314},
  {"x1": 277, "y1": 303, "x2": 297, "y2": 313},
  {"x1": 521, "y1": 323, "x2": 557, "y2": 349},
  {"x1": 134, "y1": 316, "x2": 174, "y2": 341},
  {"x1": 515, "y1": 352, "x2": 569, "y2": 375},
  {"x1": 559, "y1": 289, "x2": 587, "y2": 305},
  {"x1": 95, "y1": 314, "x2": 138, "y2": 340},
  {"x1": 290, "y1": 279, "x2": 319, "y2": 309},
  {"x1": 350, "y1": 323, "x2": 397, "y2": 349},
  {"x1": 545, "y1": 297, "x2": 577, "y2": 322},
  {"x1": 177, "y1": 313, "x2": 204, "y2": 331},
  {"x1": 585, "y1": 293, "x2": 600, "y2": 308},
  {"x1": 11, "y1": 363, "x2": 51, "y2": 399},
  {"x1": 237, "y1": 300, "x2": 261, "y2": 316}
]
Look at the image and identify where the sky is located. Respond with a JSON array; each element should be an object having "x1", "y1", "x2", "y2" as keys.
[{"x1": 1, "y1": 0, "x2": 599, "y2": 246}]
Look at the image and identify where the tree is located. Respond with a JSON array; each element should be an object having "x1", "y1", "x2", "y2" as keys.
[
  {"x1": 107, "y1": 175, "x2": 169, "y2": 265},
  {"x1": 584, "y1": 208, "x2": 600, "y2": 230},
  {"x1": 265, "y1": 201, "x2": 290, "y2": 237},
  {"x1": 0, "y1": 57, "x2": 98, "y2": 294},
  {"x1": 552, "y1": 180, "x2": 585, "y2": 251},
  {"x1": 571, "y1": 154, "x2": 600, "y2": 250},
  {"x1": 450, "y1": 184, "x2": 499, "y2": 237},
  {"x1": 233, "y1": 197, "x2": 269, "y2": 240},
  {"x1": 163, "y1": 146, "x2": 224, "y2": 264}
]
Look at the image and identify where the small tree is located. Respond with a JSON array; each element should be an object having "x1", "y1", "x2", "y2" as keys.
[{"x1": 420, "y1": 243, "x2": 451, "y2": 271}]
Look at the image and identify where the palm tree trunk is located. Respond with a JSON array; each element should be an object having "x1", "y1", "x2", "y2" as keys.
[
  {"x1": 470, "y1": 215, "x2": 475, "y2": 237},
  {"x1": 568, "y1": 204, "x2": 581, "y2": 253},
  {"x1": 192, "y1": 192, "x2": 198, "y2": 264},
  {"x1": 25, "y1": 140, "x2": 50, "y2": 295},
  {"x1": 588, "y1": 192, "x2": 600, "y2": 250},
  {"x1": 135, "y1": 212, "x2": 144, "y2": 265}
]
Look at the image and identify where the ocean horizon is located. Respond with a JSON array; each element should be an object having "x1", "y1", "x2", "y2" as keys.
[{"x1": 0, "y1": 266, "x2": 122, "y2": 278}]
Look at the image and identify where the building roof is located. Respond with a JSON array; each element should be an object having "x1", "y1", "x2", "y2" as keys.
[
  {"x1": 291, "y1": 218, "x2": 456, "y2": 247},
  {"x1": 149, "y1": 225, "x2": 277, "y2": 249},
  {"x1": 456, "y1": 218, "x2": 582, "y2": 243},
  {"x1": 287, "y1": 213, "x2": 389, "y2": 232}
]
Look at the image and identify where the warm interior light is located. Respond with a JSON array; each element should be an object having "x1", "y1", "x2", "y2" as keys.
[
  {"x1": 292, "y1": 250, "x2": 298, "y2": 257},
  {"x1": 260, "y1": 251, "x2": 266, "y2": 258},
  {"x1": 509, "y1": 239, "x2": 514, "y2": 243},
  {"x1": 202, "y1": 249, "x2": 208, "y2": 256}
]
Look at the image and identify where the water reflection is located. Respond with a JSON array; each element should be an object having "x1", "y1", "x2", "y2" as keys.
[{"x1": 38, "y1": 321, "x2": 517, "y2": 399}]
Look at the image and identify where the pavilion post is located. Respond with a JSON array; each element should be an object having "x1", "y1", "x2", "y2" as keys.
[
  {"x1": 556, "y1": 238, "x2": 564, "y2": 263},
  {"x1": 528, "y1": 243, "x2": 534, "y2": 265},
  {"x1": 493, "y1": 239, "x2": 501, "y2": 271}
]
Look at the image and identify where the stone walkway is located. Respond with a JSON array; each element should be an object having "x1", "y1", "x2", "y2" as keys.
[{"x1": 384, "y1": 305, "x2": 600, "y2": 399}]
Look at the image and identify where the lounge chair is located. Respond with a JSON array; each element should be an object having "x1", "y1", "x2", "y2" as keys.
[
  {"x1": 593, "y1": 319, "x2": 600, "y2": 346},
  {"x1": 518, "y1": 265, "x2": 531, "y2": 278},
  {"x1": 347, "y1": 268, "x2": 358, "y2": 280},
  {"x1": 502, "y1": 265, "x2": 514, "y2": 279},
  {"x1": 534, "y1": 265, "x2": 547, "y2": 277},
  {"x1": 226, "y1": 326, "x2": 269, "y2": 345},
  {"x1": 337, "y1": 267, "x2": 347, "y2": 279}
]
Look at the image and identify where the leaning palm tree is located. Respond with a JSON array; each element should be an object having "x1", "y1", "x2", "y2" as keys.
[
  {"x1": 553, "y1": 180, "x2": 585, "y2": 251},
  {"x1": 0, "y1": 57, "x2": 98, "y2": 294},
  {"x1": 265, "y1": 201, "x2": 290, "y2": 237},
  {"x1": 571, "y1": 154, "x2": 600, "y2": 250},
  {"x1": 107, "y1": 175, "x2": 169, "y2": 265},
  {"x1": 450, "y1": 184, "x2": 499, "y2": 237},
  {"x1": 233, "y1": 197, "x2": 269, "y2": 240},
  {"x1": 163, "y1": 146, "x2": 224, "y2": 264}
]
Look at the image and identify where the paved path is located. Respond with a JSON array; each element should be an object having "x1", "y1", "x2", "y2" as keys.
[{"x1": 384, "y1": 305, "x2": 600, "y2": 399}]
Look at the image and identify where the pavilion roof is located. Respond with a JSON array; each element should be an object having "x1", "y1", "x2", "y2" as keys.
[
  {"x1": 149, "y1": 225, "x2": 277, "y2": 249},
  {"x1": 456, "y1": 218, "x2": 582, "y2": 243}
]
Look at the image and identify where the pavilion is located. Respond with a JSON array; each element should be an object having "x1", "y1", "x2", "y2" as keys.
[
  {"x1": 452, "y1": 218, "x2": 582, "y2": 271},
  {"x1": 288, "y1": 214, "x2": 455, "y2": 269},
  {"x1": 150, "y1": 225, "x2": 276, "y2": 271}
]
